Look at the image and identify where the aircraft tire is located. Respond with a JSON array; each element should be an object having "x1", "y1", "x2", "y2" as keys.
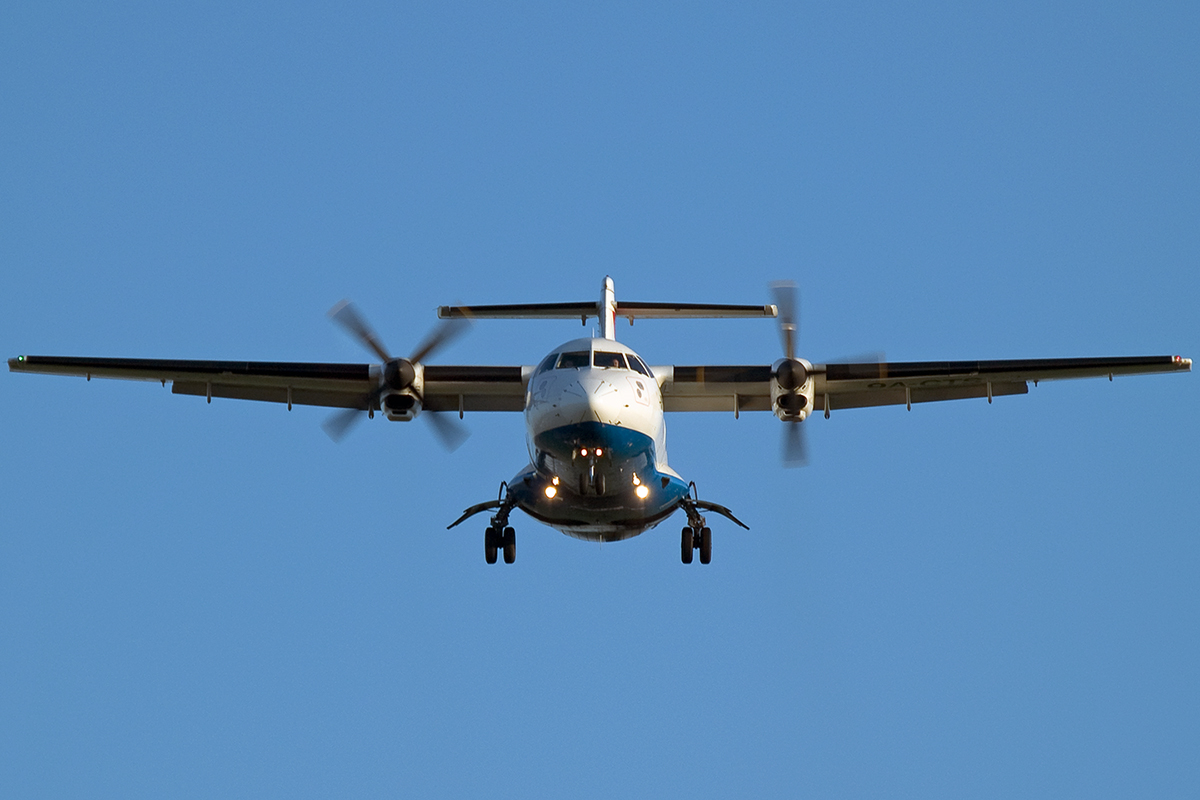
[
  {"x1": 485, "y1": 527, "x2": 498, "y2": 564},
  {"x1": 699, "y1": 527, "x2": 712, "y2": 565},
  {"x1": 503, "y1": 527, "x2": 516, "y2": 564},
  {"x1": 681, "y1": 527, "x2": 694, "y2": 564}
]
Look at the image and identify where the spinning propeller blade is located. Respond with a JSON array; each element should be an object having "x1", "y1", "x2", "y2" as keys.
[
  {"x1": 329, "y1": 299, "x2": 392, "y2": 362},
  {"x1": 322, "y1": 405, "x2": 371, "y2": 442},
  {"x1": 410, "y1": 317, "x2": 470, "y2": 364},
  {"x1": 783, "y1": 421, "x2": 808, "y2": 467},
  {"x1": 424, "y1": 409, "x2": 470, "y2": 452},
  {"x1": 770, "y1": 281, "x2": 798, "y2": 362}
]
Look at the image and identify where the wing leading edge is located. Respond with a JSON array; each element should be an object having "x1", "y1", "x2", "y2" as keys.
[{"x1": 656, "y1": 355, "x2": 1191, "y2": 414}]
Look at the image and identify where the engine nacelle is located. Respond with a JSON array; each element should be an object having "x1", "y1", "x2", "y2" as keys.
[
  {"x1": 383, "y1": 391, "x2": 421, "y2": 422},
  {"x1": 379, "y1": 360, "x2": 423, "y2": 422},
  {"x1": 771, "y1": 358, "x2": 814, "y2": 422}
]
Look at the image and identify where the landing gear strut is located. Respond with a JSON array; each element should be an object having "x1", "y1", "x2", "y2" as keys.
[
  {"x1": 677, "y1": 482, "x2": 748, "y2": 565},
  {"x1": 680, "y1": 524, "x2": 713, "y2": 565},
  {"x1": 678, "y1": 497, "x2": 713, "y2": 566},
  {"x1": 446, "y1": 482, "x2": 519, "y2": 566}
]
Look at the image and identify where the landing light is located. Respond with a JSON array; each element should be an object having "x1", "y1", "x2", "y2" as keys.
[
  {"x1": 635, "y1": 484, "x2": 650, "y2": 499},
  {"x1": 595, "y1": 448, "x2": 603, "y2": 456},
  {"x1": 545, "y1": 485, "x2": 557, "y2": 499},
  {"x1": 581, "y1": 448, "x2": 588, "y2": 457}
]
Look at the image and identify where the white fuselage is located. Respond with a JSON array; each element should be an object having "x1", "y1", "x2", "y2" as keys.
[{"x1": 508, "y1": 337, "x2": 688, "y2": 541}]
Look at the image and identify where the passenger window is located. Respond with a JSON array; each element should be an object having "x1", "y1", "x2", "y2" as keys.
[
  {"x1": 628, "y1": 355, "x2": 652, "y2": 376},
  {"x1": 593, "y1": 351, "x2": 627, "y2": 369},
  {"x1": 556, "y1": 351, "x2": 590, "y2": 369}
]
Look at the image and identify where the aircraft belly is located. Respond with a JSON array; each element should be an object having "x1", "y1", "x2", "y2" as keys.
[{"x1": 507, "y1": 461, "x2": 690, "y2": 543}]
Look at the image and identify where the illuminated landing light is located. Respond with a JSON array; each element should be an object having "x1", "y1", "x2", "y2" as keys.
[
  {"x1": 595, "y1": 448, "x2": 603, "y2": 456},
  {"x1": 545, "y1": 485, "x2": 557, "y2": 499},
  {"x1": 635, "y1": 484, "x2": 650, "y2": 499},
  {"x1": 581, "y1": 448, "x2": 588, "y2": 457}
]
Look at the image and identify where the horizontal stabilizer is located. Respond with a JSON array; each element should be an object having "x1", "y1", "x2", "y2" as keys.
[{"x1": 438, "y1": 301, "x2": 777, "y2": 322}]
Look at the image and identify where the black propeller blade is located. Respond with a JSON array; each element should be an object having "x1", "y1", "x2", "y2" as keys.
[
  {"x1": 783, "y1": 420, "x2": 809, "y2": 467},
  {"x1": 770, "y1": 281, "x2": 807, "y2": 468},
  {"x1": 324, "y1": 300, "x2": 470, "y2": 450},
  {"x1": 322, "y1": 403, "x2": 373, "y2": 443},
  {"x1": 770, "y1": 281, "x2": 798, "y2": 362},
  {"x1": 329, "y1": 299, "x2": 392, "y2": 363},
  {"x1": 410, "y1": 316, "x2": 470, "y2": 365}
]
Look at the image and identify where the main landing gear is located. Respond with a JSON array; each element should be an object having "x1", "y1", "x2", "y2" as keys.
[
  {"x1": 678, "y1": 482, "x2": 748, "y2": 566},
  {"x1": 680, "y1": 525, "x2": 712, "y2": 565},
  {"x1": 485, "y1": 526, "x2": 516, "y2": 565},
  {"x1": 446, "y1": 482, "x2": 519, "y2": 565}
]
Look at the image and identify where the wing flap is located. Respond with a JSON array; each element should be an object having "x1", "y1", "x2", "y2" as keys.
[
  {"x1": 817, "y1": 382, "x2": 1028, "y2": 412},
  {"x1": 422, "y1": 365, "x2": 528, "y2": 413},
  {"x1": 657, "y1": 364, "x2": 773, "y2": 413},
  {"x1": 822, "y1": 355, "x2": 1188, "y2": 390},
  {"x1": 172, "y1": 382, "x2": 370, "y2": 409}
]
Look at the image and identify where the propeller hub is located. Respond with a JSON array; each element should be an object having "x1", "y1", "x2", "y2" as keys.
[
  {"x1": 384, "y1": 359, "x2": 416, "y2": 390},
  {"x1": 775, "y1": 359, "x2": 808, "y2": 391}
]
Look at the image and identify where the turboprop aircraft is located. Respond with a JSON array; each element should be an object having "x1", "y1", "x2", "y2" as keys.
[{"x1": 9, "y1": 278, "x2": 1191, "y2": 565}]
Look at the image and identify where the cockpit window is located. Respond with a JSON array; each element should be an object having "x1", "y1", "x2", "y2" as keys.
[
  {"x1": 555, "y1": 351, "x2": 590, "y2": 369},
  {"x1": 628, "y1": 355, "x2": 652, "y2": 376},
  {"x1": 535, "y1": 352, "x2": 558, "y2": 376},
  {"x1": 593, "y1": 351, "x2": 628, "y2": 369}
]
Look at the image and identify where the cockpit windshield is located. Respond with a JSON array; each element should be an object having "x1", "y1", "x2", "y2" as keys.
[
  {"x1": 593, "y1": 351, "x2": 628, "y2": 369},
  {"x1": 534, "y1": 352, "x2": 558, "y2": 375},
  {"x1": 555, "y1": 351, "x2": 590, "y2": 369},
  {"x1": 628, "y1": 355, "x2": 652, "y2": 376}
]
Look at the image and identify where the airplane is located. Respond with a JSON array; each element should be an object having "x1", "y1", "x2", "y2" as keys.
[{"x1": 8, "y1": 277, "x2": 1191, "y2": 565}]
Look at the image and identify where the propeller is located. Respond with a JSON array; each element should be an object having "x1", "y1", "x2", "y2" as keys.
[
  {"x1": 783, "y1": 419, "x2": 808, "y2": 467},
  {"x1": 769, "y1": 281, "x2": 808, "y2": 467},
  {"x1": 324, "y1": 300, "x2": 471, "y2": 449},
  {"x1": 771, "y1": 280, "x2": 798, "y2": 362}
]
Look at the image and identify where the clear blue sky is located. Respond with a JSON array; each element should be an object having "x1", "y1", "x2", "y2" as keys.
[{"x1": 3, "y1": 2, "x2": 1196, "y2": 797}]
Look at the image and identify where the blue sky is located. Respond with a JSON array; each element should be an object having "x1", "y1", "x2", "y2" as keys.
[{"x1": 2, "y1": 2, "x2": 1196, "y2": 797}]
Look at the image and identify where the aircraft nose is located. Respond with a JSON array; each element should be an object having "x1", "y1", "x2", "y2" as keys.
[{"x1": 573, "y1": 375, "x2": 623, "y2": 423}]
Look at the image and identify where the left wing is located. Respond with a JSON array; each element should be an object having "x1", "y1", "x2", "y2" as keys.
[
  {"x1": 655, "y1": 355, "x2": 1191, "y2": 414},
  {"x1": 8, "y1": 356, "x2": 530, "y2": 412}
]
